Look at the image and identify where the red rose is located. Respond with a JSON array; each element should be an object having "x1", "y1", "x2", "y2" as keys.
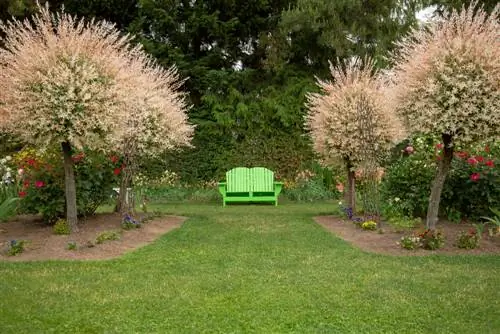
[
  {"x1": 18, "y1": 191, "x2": 27, "y2": 198},
  {"x1": 475, "y1": 156, "x2": 484, "y2": 163},
  {"x1": 467, "y1": 157, "x2": 478, "y2": 165},
  {"x1": 470, "y1": 173, "x2": 480, "y2": 182},
  {"x1": 436, "y1": 143, "x2": 443, "y2": 149},
  {"x1": 485, "y1": 160, "x2": 494, "y2": 167},
  {"x1": 113, "y1": 168, "x2": 121, "y2": 175}
]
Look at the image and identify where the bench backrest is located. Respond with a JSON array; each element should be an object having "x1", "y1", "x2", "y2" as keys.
[{"x1": 226, "y1": 167, "x2": 275, "y2": 192}]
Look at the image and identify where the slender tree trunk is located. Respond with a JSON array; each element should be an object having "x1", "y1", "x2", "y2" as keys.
[
  {"x1": 61, "y1": 141, "x2": 78, "y2": 233},
  {"x1": 117, "y1": 152, "x2": 135, "y2": 216},
  {"x1": 344, "y1": 157, "x2": 356, "y2": 213},
  {"x1": 426, "y1": 134, "x2": 454, "y2": 230}
]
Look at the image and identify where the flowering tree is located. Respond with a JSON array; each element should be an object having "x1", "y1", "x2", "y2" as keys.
[
  {"x1": 388, "y1": 3, "x2": 500, "y2": 229},
  {"x1": 115, "y1": 61, "x2": 194, "y2": 215},
  {"x1": 306, "y1": 58, "x2": 403, "y2": 212},
  {"x1": 0, "y1": 4, "x2": 192, "y2": 232}
]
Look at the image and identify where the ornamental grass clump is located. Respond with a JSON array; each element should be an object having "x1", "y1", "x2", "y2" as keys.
[{"x1": 387, "y1": 2, "x2": 500, "y2": 229}]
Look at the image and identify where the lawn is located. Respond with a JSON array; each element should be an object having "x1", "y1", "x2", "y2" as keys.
[{"x1": 1, "y1": 203, "x2": 499, "y2": 333}]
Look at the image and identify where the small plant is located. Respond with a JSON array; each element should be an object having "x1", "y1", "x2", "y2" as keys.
[
  {"x1": 95, "y1": 231, "x2": 120, "y2": 244},
  {"x1": 456, "y1": 229, "x2": 480, "y2": 249},
  {"x1": 361, "y1": 220, "x2": 377, "y2": 230},
  {"x1": 53, "y1": 218, "x2": 70, "y2": 235},
  {"x1": 66, "y1": 241, "x2": 77, "y2": 250},
  {"x1": 7, "y1": 239, "x2": 26, "y2": 256},
  {"x1": 418, "y1": 229, "x2": 445, "y2": 250},
  {"x1": 482, "y1": 208, "x2": 500, "y2": 237},
  {"x1": 398, "y1": 235, "x2": 422, "y2": 250},
  {"x1": 121, "y1": 214, "x2": 141, "y2": 230}
]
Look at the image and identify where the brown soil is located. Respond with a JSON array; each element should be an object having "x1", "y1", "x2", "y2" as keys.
[
  {"x1": 0, "y1": 213, "x2": 186, "y2": 261},
  {"x1": 315, "y1": 216, "x2": 500, "y2": 256}
]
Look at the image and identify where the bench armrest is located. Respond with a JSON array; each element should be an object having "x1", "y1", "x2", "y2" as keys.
[
  {"x1": 273, "y1": 182, "x2": 283, "y2": 195},
  {"x1": 218, "y1": 182, "x2": 227, "y2": 196}
]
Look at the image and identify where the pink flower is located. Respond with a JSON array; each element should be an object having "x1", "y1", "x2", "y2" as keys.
[
  {"x1": 35, "y1": 180, "x2": 45, "y2": 188},
  {"x1": 467, "y1": 157, "x2": 478, "y2": 165},
  {"x1": 475, "y1": 156, "x2": 484, "y2": 163},
  {"x1": 436, "y1": 143, "x2": 443, "y2": 149},
  {"x1": 405, "y1": 146, "x2": 414, "y2": 154},
  {"x1": 470, "y1": 173, "x2": 480, "y2": 182},
  {"x1": 485, "y1": 160, "x2": 495, "y2": 167}
]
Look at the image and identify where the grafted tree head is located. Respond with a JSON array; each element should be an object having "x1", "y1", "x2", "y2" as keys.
[
  {"x1": 306, "y1": 57, "x2": 404, "y2": 167},
  {"x1": 388, "y1": 2, "x2": 500, "y2": 145}
]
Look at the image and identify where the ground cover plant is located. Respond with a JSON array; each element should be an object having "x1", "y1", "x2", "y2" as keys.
[{"x1": 1, "y1": 203, "x2": 499, "y2": 333}]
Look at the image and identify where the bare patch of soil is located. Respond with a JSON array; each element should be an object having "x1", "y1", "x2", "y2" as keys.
[
  {"x1": 315, "y1": 216, "x2": 500, "y2": 256},
  {"x1": 0, "y1": 213, "x2": 186, "y2": 261}
]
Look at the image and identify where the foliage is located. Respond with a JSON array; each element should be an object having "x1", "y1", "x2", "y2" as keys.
[
  {"x1": 481, "y1": 207, "x2": 500, "y2": 236},
  {"x1": 14, "y1": 148, "x2": 120, "y2": 223},
  {"x1": 66, "y1": 241, "x2": 77, "y2": 250},
  {"x1": 388, "y1": 3, "x2": 500, "y2": 228},
  {"x1": 399, "y1": 235, "x2": 422, "y2": 250},
  {"x1": 456, "y1": 229, "x2": 480, "y2": 249},
  {"x1": 121, "y1": 214, "x2": 141, "y2": 230},
  {"x1": 53, "y1": 218, "x2": 70, "y2": 235},
  {"x1": 95, "y1": 231, "x2": 120, "y2": 244},
  {"x1": 418, "y1": 229, "x2": 445, "y2": 250},
  {"x1": 380, "y1": 140, "x2": 436, "y2": 218},
  {"x1": 441, "y1": 145, "x2": 499, "y2": 220},
  {"x1": 361, "y1": 220, "x2": 377, "y2": 231},
  {"x1": 7, "y1": 239, "x2": 26, "y2": 256},
  {"x1": 272, "y1": 0, "x2": 424, "y2": 71},
  {"x1": 283, "y1": 168, "x2": 336, "y2": 202}
]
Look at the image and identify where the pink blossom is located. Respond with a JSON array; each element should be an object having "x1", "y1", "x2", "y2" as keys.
[
  {"x1": 35, "y1": 180, "x2": 44, "y2": 188},
  {"x1": 467, "y1": 157, "x2": 478, "y2": 165},
  {"x1": 470, "y1": 173, "x2": 480, "y2": 182}
]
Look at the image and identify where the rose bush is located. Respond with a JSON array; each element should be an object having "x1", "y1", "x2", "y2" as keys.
[{"x1": 14, "y1": 147, "x2": 122, "y2": 223}]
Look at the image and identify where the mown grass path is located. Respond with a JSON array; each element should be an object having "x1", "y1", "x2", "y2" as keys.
[{"x1": 1, "y1": 203, "x2": 499, "y2": 333}]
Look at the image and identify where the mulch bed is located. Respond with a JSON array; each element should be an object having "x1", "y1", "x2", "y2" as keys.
[
  {"x1": 0, "y1": 213, "x2": 186, "y2": 261},
  {"x1": 315, "y1": 215, "x2": 500, "y2": 256}
]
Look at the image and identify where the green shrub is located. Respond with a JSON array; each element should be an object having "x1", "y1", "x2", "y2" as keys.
[
  {"x1": 284, "y1": 179, "x2": 334, "y2": 202},
  {"x1": 15, "y1": 147, "x2": 120, "y2": 223},
  {"x1": 442, "y1": 146, "x2": 499, "y2": 221},
  {"x1": 53, "y1": 219, "x2": 70, "y2": 235},
  {"x1": 456, "y1": 230, "x2": 480, "y2": 249},
  {"x1": 399, "y1": 236, "x2": 422, "y2": 250},
  {"x1": 7, "y1": 239, "x2": 26, "y2": 256},
  {"x1": 121, "y1": 214, "x2": 141, "y2": 230},
  {"x1": 95, "y1": 231, "x2": 120, "y2": 244},
  {"x1": 361, "y1": 220, "x2": 377, "y2": 230},
  {"x1": 66, "y1": 241, "x2": 77, "y2": 250},
  {"x1": 418, "y1": 229, "x2": 445, "y2": 250}
]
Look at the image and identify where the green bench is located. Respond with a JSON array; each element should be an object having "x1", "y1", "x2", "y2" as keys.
[{"x1": 218, "y1": 167, "x2": 283, "y2": 206}]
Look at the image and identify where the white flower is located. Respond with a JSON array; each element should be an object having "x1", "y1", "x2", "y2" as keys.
[
  {"x1": 394, "y1": 197, "x2": 400, "y2": 202},
  {"x1": 5, "y1": 156, "x2": 12, "y2": 161},
  {"x1": 0, "y1": 158, "x2": 5, "y2": 164}
]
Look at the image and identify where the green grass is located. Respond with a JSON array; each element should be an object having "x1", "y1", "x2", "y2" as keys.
[{"x1": 1, "y1": 203, "x2": 499, "y2": 333}]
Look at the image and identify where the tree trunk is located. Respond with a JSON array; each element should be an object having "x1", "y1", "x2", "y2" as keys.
[
  {"x1": 426, "y1": 134, "x2": 454, "y2": 230},
  {"x1": 61, "y1": 141, "x2": 78, "y2": 233},
  {"x1": 116, "y1": 152, "x2": 135, "y2": 216},
  {"x1": 344, "y1": 158, "x2": 356, "y2": 213}
]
